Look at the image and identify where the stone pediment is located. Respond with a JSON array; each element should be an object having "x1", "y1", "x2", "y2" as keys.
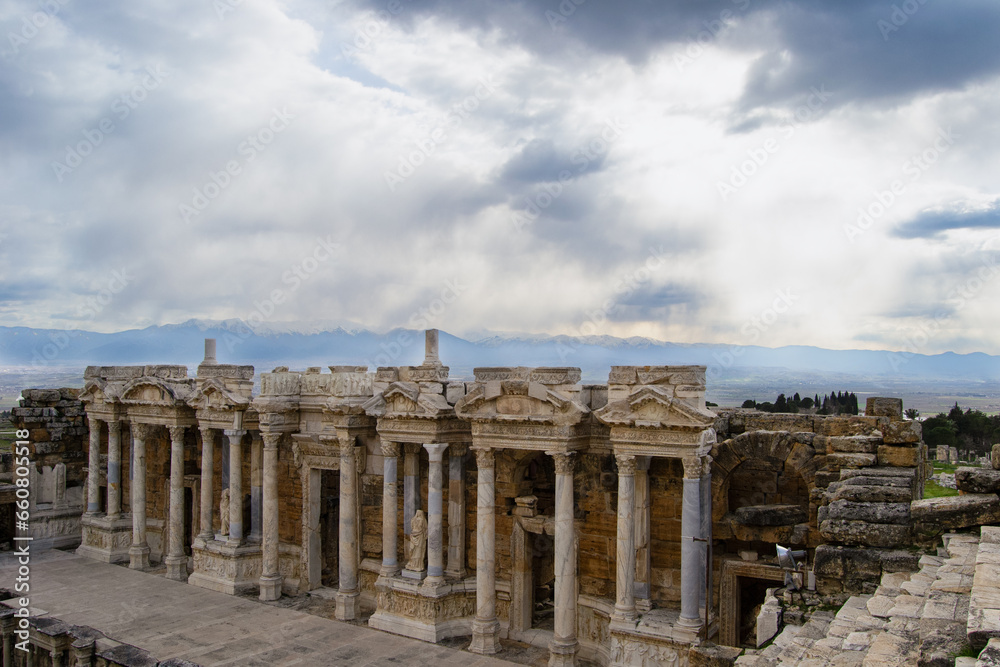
[
  {"x1": 363, "y1": 382, "x2": 453, "y2": 419},
  {"x1": 595, "y1": 385, "x2": 715, "y2": 429},
  {"x1": 120, "y1": 377, "x2": 193, "y2": 406},
  {"x1": 454, "y1": 380, "x2": 586, "y2": 426},
  {"x1": 80, "y1": 378, "x2": 117, "y2": 405},
  {"x1": 186, "y1": 378, "x2": 251, "y2": 411}
]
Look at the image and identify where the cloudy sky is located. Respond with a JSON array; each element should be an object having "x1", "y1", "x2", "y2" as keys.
[{"x1": 2, "y1": 0, "x2": 999, "y2": 355}]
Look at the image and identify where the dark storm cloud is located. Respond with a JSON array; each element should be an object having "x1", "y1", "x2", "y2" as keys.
[
  {"x1": 892, "y1": 200, "x2": 1000, "y2": 239},
  {"x1": 354, "y1": 0, "x2": 1000, "y2": 114},
  {"x1": 499, "y1": 138, "x2": 604, "y2": 184},
  {"x1": 607, "y1": 283, "x2": 704, "y2": 323}
]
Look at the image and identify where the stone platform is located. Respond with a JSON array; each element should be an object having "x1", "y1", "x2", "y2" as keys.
[{"x1": 0, "y1": 549, "x2": 518, "y2": 666}]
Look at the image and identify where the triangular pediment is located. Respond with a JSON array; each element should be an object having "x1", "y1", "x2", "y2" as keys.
[
  {"x1": 596, "y1": 385, "x2": 715, "y2": 429},
  {"x1": 79, "y1": 379, "x2": 112, "y2": 404},
  {"x1": 454, "y1": 380, "x2": 585, "y2": 425},
  {"x1": 186, "y1": 378, "x2": 250, "y2": 411},
  {"x1": 120, "y1": 377, "x2": 191, "y2": 406},
  {"x1": 363, "y1": 382, "x2": 453, "y2": 419}
]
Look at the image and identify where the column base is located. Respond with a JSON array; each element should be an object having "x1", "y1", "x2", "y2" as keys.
[
  {"x1": 380, "y1": 564, "x2": 401, "y2": 578},
  {"x1": 547, "y1": 636, "x2": 578, "y2": 667},
  {"x1": 402, "y1": 568, "x2": 426, "y2": 581},
  {"x1": 612, "y1": 606, "x2": 638, "y2": 623},
  {"x1": 636, "y1": 598, "x2": 652, "y2": 613},
  {"x1": 259, "y1": 573, "x2": 283, "y2": 601},
  {"x1": 469, "y1": 618, "x2": 501, "y2": 655},
  {"x1": 129, "y1": 544, "x2": 151, "y2": 571},
  {"x1": 335, "y1": 590, "x2": 360, "y2": 620},
  {"x1": 164, "y1": 555, "x2": 188, "y2": 581}
]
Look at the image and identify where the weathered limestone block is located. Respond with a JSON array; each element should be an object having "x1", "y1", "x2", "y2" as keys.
[
  {"x1": 816, "y1": 415, "x2": 887, "y2": 437},
  {"x1": 688, "y1": 642, "x2": 742, "y2": 666},
  {"x1": 733, "y1": 504, "x2": 807, "y2": 526},
  {"x1": 883, "y1": 419, "x2": 922, "y2": 444},
  {"x1": 825, "y1": 452, "x2": 877, "y2": 470},
  {"x1": 912, "y1": 495, "x2": 1000, "y2": 537},
  {"x1": 977, "y1": 638, "x2": 1000, "y2": 666},
  {"x1": 819, "y1": 499, "x2": 910, "y2": 525},
  {"x1": 866, "y1": 397, "x2": 903, "y2": 421},
  {"x1": 827, "y1": 436, "x2": 882, "y2": 454},
  {"x1": 830, "y1": 483, "x2": 912, "y2": 504},
  {"x1": 756, "y1": 590, "x2": 782, "y2": 647},
  {"x1": 956, "y1": 467, "x2": 1000, "y2": 494},
  {"x1": 813, "y1": 545, "x2": 918, "y2": 595},
  {"x1": 877, "y1": 444, "x2": 921, "y2": 467},
  {"x1": 993, "y1": 444, "x2": 1000, "y2": 470},
  {"x1": 741, "y1": 413, "x2": 816, "y2": 433},
  {"x1": 819, "y1": 519, "x2": 911, "y2": 547}
]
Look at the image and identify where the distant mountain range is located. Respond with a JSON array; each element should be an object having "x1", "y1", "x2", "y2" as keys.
[{"x1": 3, "y1": 319, "x2": 999, "y2": 383}]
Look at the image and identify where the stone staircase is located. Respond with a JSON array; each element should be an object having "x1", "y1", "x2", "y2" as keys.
[{"x1": 735, "y1": 528, "x2": 1000, "y2": 666}]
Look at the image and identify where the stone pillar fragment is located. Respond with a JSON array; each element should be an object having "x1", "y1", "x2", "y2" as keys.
[
  {"x1": 423, "y1": 443, "x2": 448, "y2": 586},
  {"x1": 165, "y1": 425, "x2": 188, "y2": 581},
  {"x1": 446, "y1": 444, "x2": 468, "y2": 579},
  {"x1": 129, "y1": 423, "x2": 151, "y2": 570},
  {"x1": 336, "y1": 436, "x2": 360, "y2": 620},
  {"x1": 381, "y1": 442, "x2": 400, "y2": 577},
  {"x1": 107, "y1": 420, "x2": 122, "y2": 518},
  {"x1": 226, "y1": 429, "x2": 246, "y2": 545},
  {"x1": 469, "y1": 447, "x2": 501, "y2": 655},
  {"x1": 198, "y1": 428, "x2": 215, "y2": 541},
  {"x1": 86, "y1": 417, "x2": 101, "y2": 514},
  {"x1": 700, "y1": 456, "x2": 713, "y2": 612},
  {"x1": 250, "y1": 434, "x2": 263, "y2": 542},
  {"x1": 634, "y1": 456, "x2": 652, "y2": 611},
  {"x1": 549, "y1": 451, "x2": 578, "y2": 666},
  {"x1": 259, "y1": 432, "x2": 283, "y2": 601},
  {"x1": 613, "y1": 454, "x2": 637, "y2": 621},
  {"x1": 679, "y1": 456, "x2": 705, "y2": 630}
]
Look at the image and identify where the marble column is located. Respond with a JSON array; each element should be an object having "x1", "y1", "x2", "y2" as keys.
[
  {"x1": 128, "y1": 423, "x2": 151, "y2": 570},
  {"x1": 336, "y1": 436, "x2": 360, "y2": 620},
  {"x1": 225, "y1": 429, "x2": 246, "y2": 545},
  {"x1": 198, "y1": 428, "x2": 215, "y2": 541},
  {"x1": 259, "y1": 432, "x2": 283, "y2": 601},
  {"x1": 165, "y1": 425, "x2": 188, "y2": 581},
  {"x1": 380, "y1": 442, "x2": 400, "y2": 577},
  {"x1": 469, "y1": 447, "x2": 501, "y2": 655},
  {"x1": 107, "y1": 420, "x2": 122, "y2": 518},
  {"x1": 423, "y1": 443, "x2": 448, "y2": 587},
  {"x1": 446, "y1": 444, "x2": 468, "y2": 579},
  {"x1": 700, "y1": 456, "x2": 713, "y2": 613},
  {"x1": 679, "y1": 456, "x2": 705, "y2": 629},
  {"x1": 250, "y1": 434, "x2": 263, "y2": 542},
  {"x1": 549, "y1": 451, "x2": 578, "y2": 666},
  {"x1": 403, "y1": 443, "x2": 421, "y2": 560},
  {"x1": 86, "y1": 417, "x2": 102, "y2": 514},
  {"x1": 613, "y1": 454, "x2": 637, "y2": 621},
  {"x1": 634, "y1": 456, "x2": 652, "y2": 612}
]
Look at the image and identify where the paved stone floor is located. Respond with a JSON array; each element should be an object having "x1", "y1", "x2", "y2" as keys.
[{"x1": 0, "y1": 549, "x2": 522, "y2": 666}]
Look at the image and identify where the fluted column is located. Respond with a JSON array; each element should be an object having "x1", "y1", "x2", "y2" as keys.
[
  {"x1": 128, "y1": 423, "x2": 151, "y2": 570},
  {"x1": 679, "y1": 456, "x2": 705, "y2": 629},
  {"x1": 380, "y1": 442, "x2": 400, "y2": 577},
  {"x1": 403, "y1": 443, "x2": 421, "y2": 561},
  {"x1": 549, "y1": 451, "x2": 579, "y2": 666},
  {"x1": 165, "y1": 425, "x2": 188, "y2": 581},
  {"x1": 250, "y1": 434, "x2": 263, "y2": 542},
  {"x1": 107, "y1": 420, "x2": 122, "y2": 518},
  {"x1": 336, "y1": 436, "x2": 360, "y2": 620},
  {"x1": 469, "y1": 447, "x2": 501, "y2": 655},
  {"x1": 634, "y1": 456, "x2": 652, "y2": 612},
  {"x1": 198, "y1": 428, "x2": 215, "y2": 541},
  {"x1": 423, "y1": 443, "x2": 448, "y2": 587},
  {"x1": 86, "y1": 417, "x2": 102, "y2": 514},
  {"x1": 259, "y1": 432, "x2": 283, "y2": 601},
  {"x1": 613, "y1": 454, "x2": 637, "y2": 621},
  {"x1": 700, "y1": 455, "x2": 713, "y2": 613},
  {"x1": 225, "y1": 429, "x2": 246, "y2": 545},
  {"x1": 446, "y1": 444, "x2": 468, "y2": 579}
]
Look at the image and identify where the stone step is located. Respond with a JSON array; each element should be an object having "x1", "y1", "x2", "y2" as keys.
[{"x1": 969, "y1": 526, "x2": 1000, "y2": 650}]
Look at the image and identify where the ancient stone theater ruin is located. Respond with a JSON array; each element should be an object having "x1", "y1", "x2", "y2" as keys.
[{"x1": 7, "y1": 330, "x2": 1000, "y2": 666}]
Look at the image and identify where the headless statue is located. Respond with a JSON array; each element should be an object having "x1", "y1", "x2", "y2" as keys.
[
  {"x1": 220, "y1": 489, "x2": 230, "y2": 536},
  {"x1": 406, "y1": 509, "x2": 427, "y2": 572}
]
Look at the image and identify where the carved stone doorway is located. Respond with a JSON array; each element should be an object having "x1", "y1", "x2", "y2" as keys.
[
  {"x1": 509, "y1": 515, "x2": 557, "y2": 645},
  {"x1": 719, "y1": 560, "x2": 786, "y2": 647},
  {"x1": 304, "y1": 467, "x2": 340, "y2": 591}
]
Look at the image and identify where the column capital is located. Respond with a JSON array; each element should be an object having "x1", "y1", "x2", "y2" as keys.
[
  {"x1": 87, "y1": 415, "x2": 103, "y2": 430},
  {"x1": 548, "y1": 450, "x2": 576, "y2": 476},
  {"x1": 381, "y1": 441, "x2": 400, "y2": 458},
  {"x1": 224, "y1": 428, "x2": 246, "y2": 440},
  {"x1": 199, "y1": 426, "x2": 216, "y2": 440},
  {"x1": 108, "y1": 419, "x2": 122, "y2": 434},
  {"x1": 472, "y1": 446, "x2": 494, "y2": 470},
  {"x1": 339, "y1": 435, "x2": 356, "y2": 456},
  {"x1": 449, "y1": 443, "x2": 468, "y2": 457},
  {"x1": 423, "y1": 442, "x2": 448, "y2": 462},
  {"x1": 404, "y1": 442, "x2": 423, "y2": 455},
  {"x1": 261, "y1": 432, "x2": 282, "y2": 449},
  {"x1": 167, "y1": 425, "x2": 185, "y2": 443},
  {"x1": 682, "y1": 455, "x2": 708, "y2": 479},
  {"x1": 130, "y1": 422, "x2": 155, "y2": 440},
  {"x1": 615, "y1": 453, "x2": 637, "y2": 476}
]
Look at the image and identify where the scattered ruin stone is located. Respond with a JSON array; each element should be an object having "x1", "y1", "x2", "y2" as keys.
[
  {"x1": 912, "y1": 495, "x2": 1000, "y2": 539},
  {"x1": 993, "y1": 444, "x2": 1000, "y2": 471},
  {"x1": 733, "y1": 504, "x2": 808, "y2": 527},
  {"x1": 955, "y1": 467, "x2": 1000, "y2": 494},
  {"x1": 865, "y1": 397, "x2": 903, "y2": 421}
]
